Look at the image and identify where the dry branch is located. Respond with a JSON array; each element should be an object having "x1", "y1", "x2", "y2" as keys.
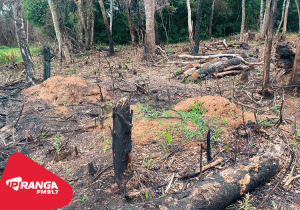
[{"x1": 213, "y1": 70, "x2": 241, "y2": 78}]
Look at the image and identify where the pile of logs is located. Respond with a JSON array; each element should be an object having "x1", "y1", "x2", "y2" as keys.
[{"x1": 174, "y1": 54, "x2": 262, "y2": 80}]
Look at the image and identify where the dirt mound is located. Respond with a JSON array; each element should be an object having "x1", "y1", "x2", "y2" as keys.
[
  {"x1": 24, "y1": 76, "x2": 110, "y2": 106},
  {"x1": 132, "y1": 96, "x2": 255, "y2": 144},
  {"x1": 174, "y1": 95, "x2": 255, "y2": 127}
]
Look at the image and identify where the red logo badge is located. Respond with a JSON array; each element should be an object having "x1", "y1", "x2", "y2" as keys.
[{"x1": 0, "y1": 153, "x2": 73, "y2": 209}]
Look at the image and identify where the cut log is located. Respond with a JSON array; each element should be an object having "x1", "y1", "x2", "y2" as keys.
[
  {"x1": 122, "y1": 149, "x2": 281, "y2": 210},
  {"x1": 196, "y1": 57, "x2": 243, "y2": 76}
]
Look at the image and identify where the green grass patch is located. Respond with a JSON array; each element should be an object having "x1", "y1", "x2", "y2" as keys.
[{"x1": 0, "y1": 45, "x2": 41, "y2": 66}]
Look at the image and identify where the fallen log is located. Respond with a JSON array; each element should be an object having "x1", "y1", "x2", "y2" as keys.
[
  {"x1": 122, "y1": 146, "x2": 282, "y2": 210},
  {"x1": 213, "y1": 70, "x2": 242, "y2": 78}
]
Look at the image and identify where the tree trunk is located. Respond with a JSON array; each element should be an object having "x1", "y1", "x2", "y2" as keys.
[
  {"x1": 260, "y1": 0, "x2": 272, "y2": 40},
  {"x1": 133, "y1": 0, "x2": 145, "y2": 43},
  {"x1": 12, "y1": 0, "x2": 35, "y2": 84},
  {"x1": 127, "y1": 0, "x2": 136, "y2": 46},
  {"x1": 276, "y1": 0, "x2": 287, "y2": 37},
  {"x1": 47, "y1": 0, "x2": 71, "y2": 63},
  {"x1": 192, "y1": 0, "x2": 203, "y2": 55},
  {"x1": 122, "y1": 154, "x2": 280, "y2": 210},
  {"x1": 90, "y1": 11, "x2": 95, "y2": 46},
  {"x1": 260, "y1": 0, "x2": 264, "y2": 29},
  {"x1": 262, "y1": 0, "x2": 278, "y2": 96},
  {"x1": 282, "y1": 0, "x2": 290, "y2": 36},
  {"x1": 240, "y1": 0, "x2": 246, "y2": 41},
  {"x1": 144, "y1": 0, "x2": 156, "y2": 59},
  {"x1": 295, "y1": 0, "x2": 300, "y2": 34},
  {"x1": 98, "y1": 0, "x2": 115, "y2": 55},
  {"x1": 154, "y1": 12, "x2": 160, "y2": 46},
  {"x1": 289, "y1": 40, "x2": 300, "y2": 86},
  {"x1": 110, "y1": 0, "x2": 113, "y2": 34},
  {"x1": 187, "y1": 0, "x2": 194, "y2": 44}
]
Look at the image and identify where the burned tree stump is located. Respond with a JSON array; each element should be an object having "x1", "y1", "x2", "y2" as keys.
[
  {"x1": 111, "y1": 100, "x2": 133, "y2": 180},
  {"x1": 43, "y1": 46, "x2": 51, "y2": 80},
  {"x1": 275, "y1": 44, "x2": 295, "y2": 73}
]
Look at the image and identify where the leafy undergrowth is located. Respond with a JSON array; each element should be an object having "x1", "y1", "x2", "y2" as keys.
[{"x1": 0, "y1": 45, "x2": 41, "y2": 65}]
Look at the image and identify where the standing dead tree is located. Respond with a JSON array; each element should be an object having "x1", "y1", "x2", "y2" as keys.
[
  {"x1": 192, "y1": 0, "x2": 203, "y2": 55},
  {"x1": 12, "y1": 0, "x2": 35, "y2": 84},
  {"x1": 262, "y1": 0, "x2": 278, "y2": 97}
]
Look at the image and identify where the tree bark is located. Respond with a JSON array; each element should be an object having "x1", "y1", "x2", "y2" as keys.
[
  {"x1": 12, "y1": 0, "x2": 35, "y2": 84},
  {"x1": 295, "y1": 0, "x2": 300, "y2": 34},
  {"x1": 110, "y1": 0, "x2": 113, "y2": 34},
  {"x1": 187, "y1": 0, "x2": 193, "y2": 43},
  {"x1": 144, "y1": 0, "x2": 156, "y2": 59},
  {"x1": 240, "y1": 0, "x2": 246, "y2": 41},
  {"x1": 276, "y1": 0, "x2": 287, "y2": 37},
  {"x1": 260, "y1": 0, "x2": 272, "y2": 40},
  {"x1": 262, "y1": 0, "x2": 278, "y2": 96},
  {"x1": 127, "y1": 0, "x2": 136, "y2": 46},
  {"x1": 260, "y1": 0, "x2": 264, "y2": 29},
  {"x1": 122, "y1": 154, "x2": 280, "y2": 210},
  {"x1": 192, "y1": 0, "x2": 203, "y2": 55},
  {"x1": 98, "y1": 0, "x2": 115, "y2": 55},
  {"x1": 282, "y1": 0, "x2": 290, "y2": 36},
  {"x1": 133, "y1": 0, "x2": 145, "y2": 43},
  {"x1": 47, "y1": 0, "x2": 71, "y2": 63},
  {"x1": 289, "y1": 40, "x2": 300, "y2": 86}
]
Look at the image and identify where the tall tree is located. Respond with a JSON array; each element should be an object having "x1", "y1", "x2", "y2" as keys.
[
  {"x1": 260, "y1": 0, "x2": 264, "y2": 29},
  {"x1": 260, "y1": 0, "x2": 272, "y2": 39},
  {"x1": 295, "y1": 0, "x2": 300, "y2": 34},
  {"x1": 240, "y1": 0, "x2": 246, "y2": 41},
  {"x1": 276, "y1": 0, "x2": 287, "y2": 36},
  {"x1": 144, "y1": 0, "x2": 155, "y2": 59},
  {"x1": 110, "y1": 0, "x2": 113, "y2": 34},
  {"x1": 47, "y1": 0, "x2": 71, "y2": 63},
  {"x1": 98, "y1": 0, "x2": 115, "y2": 55},
  {"x1": 192, "y1": 0, "x2": 203, "y2": 55},
  {"x1": 126, "y1": 0, "x2": 136, "y2": 46},
  {"x1": 187, "y1": 0, "x2": 193, "y2": 44},
  {"x1": 12, "y1": 0, "x2": 35, "y2": 84},
  {"x1": 290, "y1": 40, "x2": 300, "y2": 86},
  {"x1": 208, "y1": 0, "x2": 216, "y2": 39},
  {"x1": 262, "y1": 0, "x2": 278, "y2": 96},
  {"x1": 282, "y1": 0, "x2": 290, "y2": 36}
]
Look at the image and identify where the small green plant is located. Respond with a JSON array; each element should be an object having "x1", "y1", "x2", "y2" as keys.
[
  {"x1": 229, "y1": 105, "x2": 235, "y2": 117},
  {"x1": 238, "y1": 193, "x2": 251, "y2": 210},
  {"x1": 91, "y1": 68, "x2": 98, "y2": 73},
  {"x1": 103, "y1": 134, "x2": 112, "y2": 153},
  {"x1": 270, "y1": 104, "x2": 280, "y2": 113},
  {"x1": 62, "y1": 96, "x2": 66, "y2": 106},
  {"x1": 126, "y1": 59, "x2": 130, "y2": 63},
  {"x1": 222, "y1": 117, "x2": 228, "y2": 125},
  {"x1": 165, "y1": 48, "x2": 174, "y2": 55},
  {"x1": 54, "y1": 134, "x2": 61, "y2": 156},
  {"x1": 79, "y1": 194, "x2": 87, "y2": 202},
  {"x1": 225, "y1": 76, "x2": 230, "y2": 82},
  {"x1": 161, "y1": 143, "x2": 169, "y2": 160},
  {"x1": 165, "y1": 128, "x2": 172, "y2": 145},
  {"x1": 144, "y1": 155, "x2": 153, "y2": 169},
  {"x1": 66, "y1": 168, "x2": 71, "y2": 175},
  {"x1": 224, "y1": 145, "x2": 233, "y2": 152},
  {"x1": 257, "y1": 68, "x2": 262, "y2": 73},
  {"x1": 69, "y1": 67, "x2": 77, "y2": 74},
  {"x1": 176, "y1": 69, "x2": 181, "y2": 75},
  {"x1": 144, "y1": 190, "x2": 150, "y2": 201},
  {"x1": 123, "y1": 63, "x2": 128, "y2": 69},
  {"x1": 41, "y1": 132, "x2": 46, "y2": 139},
  {"x1": 296, "y1": 129, "x2": 300, "y2": 137}
]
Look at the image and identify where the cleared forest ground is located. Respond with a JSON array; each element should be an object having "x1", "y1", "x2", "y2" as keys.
[{"x1": 0, "y1": 35, "x2": 300, "y2": 209}]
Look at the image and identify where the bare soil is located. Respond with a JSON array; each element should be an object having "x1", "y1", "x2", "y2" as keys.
[{"x1": 0, "y1": 36, "x2": 300, "y2": 209}]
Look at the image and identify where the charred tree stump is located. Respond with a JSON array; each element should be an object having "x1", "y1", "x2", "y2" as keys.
[
  {"x1": 43, "y1": 46, "x2": 51, "y2": 80},
  {"x1": 122, "y1": 147, "x2": 282, "y2": 210},
  {"x1": 111, "y1": 101, "x2": 133, "y2": 180}
]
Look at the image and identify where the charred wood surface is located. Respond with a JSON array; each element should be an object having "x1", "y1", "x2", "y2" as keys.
[
  {"x1": 122, "y1": 153, "x2": 280, "y2": 210},
  {"x1": 111, "y1": 102, "x2": 133, "y2": 179}
]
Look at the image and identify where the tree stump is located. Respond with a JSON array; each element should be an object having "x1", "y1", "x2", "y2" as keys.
[
  {"x1": 43, "y1": 46, "x2": 51, "y2": 80},
  {"x1": 111, "y1": 101, "x2": 133, "y2": 180}
]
